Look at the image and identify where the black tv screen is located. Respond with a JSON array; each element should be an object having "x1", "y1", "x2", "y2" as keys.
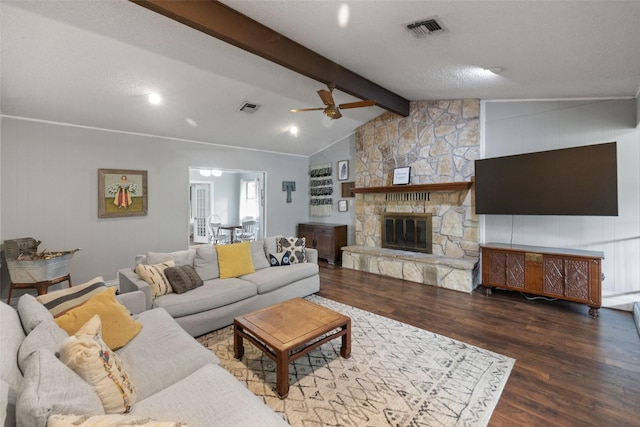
[{"x1": 475, "y1": 142, "x2": 618, "y2": 216}]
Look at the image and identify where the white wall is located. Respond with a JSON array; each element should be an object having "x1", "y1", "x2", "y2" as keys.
[
  {"x1": 308, "y1": 133, "x2": 357, "y2": 245},
  {"x1": 0, "y1": 118, "x2": 310, "y2": 295},
  {"x1": 482, "y1": 99, "x2": 640, "y2": 295}
]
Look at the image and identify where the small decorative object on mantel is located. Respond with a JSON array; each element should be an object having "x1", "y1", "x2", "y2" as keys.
[
  {"x1": 282, "y1": 181, "x2": 296, "y2": 203},
  {"x1": 338, "y1": 200, "x2": 348, "y2": 212},
  {"x1": 341, "y1": 181, "x2": 355, "y2": 197},
  {"x1": 393, "y1": 166, "x2": 411, "y2": 185},
  {"x1": 337, "y1": 160, "x2": 349, "y2": 181},
  {"x1": 98, "y1": 169, "x2": 147, "y2": 218},
  {"x1": 309, "y1": 163, "x2": 333, "y2": 217}
]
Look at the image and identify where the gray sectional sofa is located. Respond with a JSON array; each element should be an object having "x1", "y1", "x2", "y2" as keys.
[
  {"x1": 118, "y1": 237, "x2": 320, "y2": 337},
  {"x1": 1, "y1": 291, "x2": 288, "y2": 427}
]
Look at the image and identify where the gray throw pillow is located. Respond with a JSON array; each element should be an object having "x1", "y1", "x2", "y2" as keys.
[
  {"x1": 250, "y1": 240, "x2": 271, "y2": 270},
  {"x1": 164, "y1": 265, "x2": 204, "y2": 294},
  {"x1": 194, "y1": 245, "x2": 219, "y2": 280}
]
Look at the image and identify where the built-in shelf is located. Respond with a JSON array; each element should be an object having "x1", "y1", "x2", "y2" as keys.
[{"x1": 351, "y1": 181, "x2": 472, "y2": 194}]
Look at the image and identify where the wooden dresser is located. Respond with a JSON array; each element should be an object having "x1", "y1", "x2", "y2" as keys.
[
  {"x1": 481, "y1": 243, "x2": 603, "y2": 317},
  {"x1": 297, "y1": 223, "x2": 347, "y2": 265}
]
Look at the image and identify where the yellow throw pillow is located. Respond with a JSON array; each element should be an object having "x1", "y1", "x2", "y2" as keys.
[
  {"x1": 135, "y1": 260, "x2": 175, "y2": 297},
  {"x1": 59, "y1": 315, "x2": 136, "y2": 414},
  {"x1": 54, "y1": 287, "x2": 142, "y2": 350},
  {"x1": 217, "y1": 241, "x2": 255, "y2": 279}
]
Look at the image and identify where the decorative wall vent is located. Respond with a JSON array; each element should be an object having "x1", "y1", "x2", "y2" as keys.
[
  {"x1": 406, "y1": 17, "x2": 445, "y2": 37},
  {"x1": 237, "y1": 101, "x2": 261, "y2": 113}
]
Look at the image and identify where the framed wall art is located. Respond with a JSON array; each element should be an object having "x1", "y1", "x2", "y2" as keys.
[
  {"x1": 393, "y1": 166, "x2": 411, "y2": 185},
  {"x1": 338, "y1": 200, "x2": 348, "y2": 212},
  {"x1": 98, "y1": 169, "x2": 148, "y2": 218},
  {"x1": 337, "y1": 160, "x2": 349, "y2": 181}
]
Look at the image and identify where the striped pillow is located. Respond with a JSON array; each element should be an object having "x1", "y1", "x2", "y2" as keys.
[
  {"x1": 36, "y1": 276, "x2": 106, "y2": 317},
  {"x1": 135, "y1": 260, "x2": 175, "y2": 297}
]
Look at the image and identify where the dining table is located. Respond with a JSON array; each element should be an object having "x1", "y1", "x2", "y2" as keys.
[{"x1": 219, "y1": 224, "x2": 242, "y2": 243}]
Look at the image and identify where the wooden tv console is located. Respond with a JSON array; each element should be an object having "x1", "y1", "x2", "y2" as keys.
[{"x1": 481, "y1": 243, "x2": 603, "y2": 318}]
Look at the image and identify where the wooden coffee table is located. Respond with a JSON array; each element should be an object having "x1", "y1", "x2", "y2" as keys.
[{"x1": 233, "y1": 298, "x2": 351, "y2": 399}]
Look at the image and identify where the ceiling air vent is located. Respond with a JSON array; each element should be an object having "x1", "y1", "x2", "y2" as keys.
[
  {"x1": 406, "y1": 17, "x2": 445, "y2": 37},
  {"x1": 237, "y1": 101, "x2": 260, "y2": 113}
]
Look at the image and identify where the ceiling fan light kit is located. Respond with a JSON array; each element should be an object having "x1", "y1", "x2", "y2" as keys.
[{"x1": 291, "y1": 83, "x2": 376, "y2": 120}]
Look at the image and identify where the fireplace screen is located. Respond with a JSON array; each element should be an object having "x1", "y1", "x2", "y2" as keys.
[{"x1": 382, "y1": 213, "x2": 432, "y2": 253}]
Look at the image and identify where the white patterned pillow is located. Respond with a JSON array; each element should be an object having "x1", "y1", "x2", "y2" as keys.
[
  {"x1": 59, "y1": 315, "x2": 136, "y2": 414},
  {"x1": 277, "y1": 237, "x2": 306, "y2": 264},
  {"x1": 135, "y1": 261, "x2": 175, "y2": 297},
  {"x1": 269, "y1": 251, "x2": 291, "y2": 267}
]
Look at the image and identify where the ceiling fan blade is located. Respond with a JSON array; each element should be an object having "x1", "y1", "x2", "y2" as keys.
[
  {"x1": 338, "y1": 100, "x2": 376, "y2": 110},
  {"x1": 317, "y1": 89, "x2": 335, "y2": 106},
  {"x1": 290, "y1": 107, "x2": 324, "y2": 112}
]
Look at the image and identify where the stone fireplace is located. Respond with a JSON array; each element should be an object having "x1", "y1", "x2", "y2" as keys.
[{"x1": 341, "y1": 100, "x2": 480, "y2": 293}]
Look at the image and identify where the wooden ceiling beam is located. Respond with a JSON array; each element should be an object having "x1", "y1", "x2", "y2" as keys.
[{"x1": 131, "y1": 0, "x2": 410, "y2": 117}]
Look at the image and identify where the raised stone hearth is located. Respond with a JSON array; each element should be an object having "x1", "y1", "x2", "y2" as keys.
[
  {"x1": 346, "y1": 99, "x2": 480, "y2": 292},
  {"x1": 342, "y1": 246, "x2": 477, "y2": 292}
]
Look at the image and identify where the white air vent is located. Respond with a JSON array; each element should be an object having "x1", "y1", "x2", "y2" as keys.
[
  {"x1": 238, "y1": 101, "x2": 260, "y2": 113},
  {"x1": 406, "y1": 17, "x2": 445, "y2": 37}
]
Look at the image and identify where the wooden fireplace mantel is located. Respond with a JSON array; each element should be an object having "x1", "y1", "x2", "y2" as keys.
[{"x1": 351, "y1": 180, "x2": 472, "y2": 194}]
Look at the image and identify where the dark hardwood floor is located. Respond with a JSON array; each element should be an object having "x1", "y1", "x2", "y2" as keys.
[{"x1": 317, "y1": 262, "x2": 640, "y2": 427}]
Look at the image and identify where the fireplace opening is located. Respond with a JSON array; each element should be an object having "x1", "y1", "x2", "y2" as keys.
[{"x1": 382, "y1": 213, "x2": 432, "y2": 253}]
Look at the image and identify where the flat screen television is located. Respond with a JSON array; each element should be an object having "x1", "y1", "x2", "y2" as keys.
[{"x1": 474, "y1": 142, "x2": 618, "y2": 216}]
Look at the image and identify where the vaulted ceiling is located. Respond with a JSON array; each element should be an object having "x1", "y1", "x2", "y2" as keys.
[{"x1": 2, "y1": 1, "x2": 640, "y2": 157}]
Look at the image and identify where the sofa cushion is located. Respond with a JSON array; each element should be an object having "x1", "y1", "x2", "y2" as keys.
[
  {"x1": 17, "y1": 319, "x2": 68, "y2": 373},
  {"x1": 0, "y1": 301, "x2": 25, "y2": 415},
  {"x1": 277, "y1": 236, "x2": 306, "y2": 264},
  {"x1": 130, "y1": 364, "x2": 288, "y2": 427},
  {"x1": 217, "y1": 241, "x2": 255, "y2": 279},
  {"x1": 264, "y1": 235, "x2": 283, "y2": 260},
  {"x1": 17, "y1": 349, "x2": 104, "y2": 427},
  {"x1": 193, "y1": 245, "x2": 219, "y2": 281},
  {"x1": 250, "y1": 240, "x2": 271, "y2": 270},
  {"x1": 241, "y1": 262, "x2": 319, "y2": 294},
  {"x1": 37, "y1": 277, "x2": 106, "y2": 318},
  {"x1": 60, "y1": 315, "x2": 136, "y2": 414},
  {"x1": 164, "y1": 265, "x2": 203, "y2": 294},
  {"x1": 135, "y1": 261, "x2": 175, "y2": 297},
  {"x1": 268, "y1": 251, "x2": 291, "y2": 266},
  {"x1": 17, "y1": 293, "x2": 54, "y2": 334},
  {"x1": 47, "y1": 414, "x2": 189, "y2": 427},
  {"x1": 54, "y1": 288, "x2": 143, "y2": 350},
  {"x1": 116, "y1": 308, "x2": 219, "y2": 401},
  {"x1": 151, "y1": 279, "x2": 257, "y2": 319},
  {"x1": 146, "y1": 249, "x2": 196, "y2": 267}
]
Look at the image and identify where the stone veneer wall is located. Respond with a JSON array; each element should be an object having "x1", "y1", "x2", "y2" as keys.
[{"x1": 354, "y1": 99, "x2": 480, "y2": 261}]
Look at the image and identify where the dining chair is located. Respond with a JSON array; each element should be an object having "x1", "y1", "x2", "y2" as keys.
[
  {"x1": 207, "y1": 214, "x2": 230, "y2": 245},
  {"x1": 236, "y1": 220, "x2": 258, "y2": 242}
]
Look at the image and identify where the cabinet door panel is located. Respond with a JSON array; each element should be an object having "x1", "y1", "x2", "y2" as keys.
[
  {"x1": 316, "y1": 232, "x2": 334, "y2": 259},
  {"x1": 544, "y1": 257, "x2": 565, "y2": 296},
  {"x1": 488, "y1": 251, "x2": 506, "y2": 286},
  {"x1": 506, "y1": 253, "x2": 525, "y2": 289},
  {"x1": 565, "y1": 259, "x2": 589, "y2": 300}
]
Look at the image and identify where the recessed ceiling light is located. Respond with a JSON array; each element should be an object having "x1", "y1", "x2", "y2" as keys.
[
  {"x1": 289, "y1": 126, "x2": 299, "y2": 136},
  {"x1": 148, "y1": 93, "x2": 162, "y2": 105},
  {"x1": 485, "y1": 67, "x2": 503, "y2": 75}
]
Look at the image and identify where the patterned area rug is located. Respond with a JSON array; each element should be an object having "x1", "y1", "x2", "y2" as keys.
[{"x1": 197, "y1": 296, "x2": 514, "y2": 426}]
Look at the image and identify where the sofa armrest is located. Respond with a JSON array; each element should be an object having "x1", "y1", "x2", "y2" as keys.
[
  {"x1": 306, "y1": 247, "x2": 318, "y2": 264},
  {"x1": 118, "y1": 268, "x2": 153, "y2": 310},
  {"x1": 116, "y1": 290, "x2": 147, "y2": 315}
]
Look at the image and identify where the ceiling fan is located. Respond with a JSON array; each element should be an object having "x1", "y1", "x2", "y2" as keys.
[{"x1": 290, "y1": 83, "x2": 376, "y2": 120}]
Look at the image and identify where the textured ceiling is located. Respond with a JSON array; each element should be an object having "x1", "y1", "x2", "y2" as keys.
[{"x1": 2, "y1": 1, "x2": 639, "y2": 157}]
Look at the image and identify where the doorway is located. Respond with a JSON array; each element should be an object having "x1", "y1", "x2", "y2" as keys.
[{"x1": 189, "y1": 167, "x2": 265, "y2": 244}]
